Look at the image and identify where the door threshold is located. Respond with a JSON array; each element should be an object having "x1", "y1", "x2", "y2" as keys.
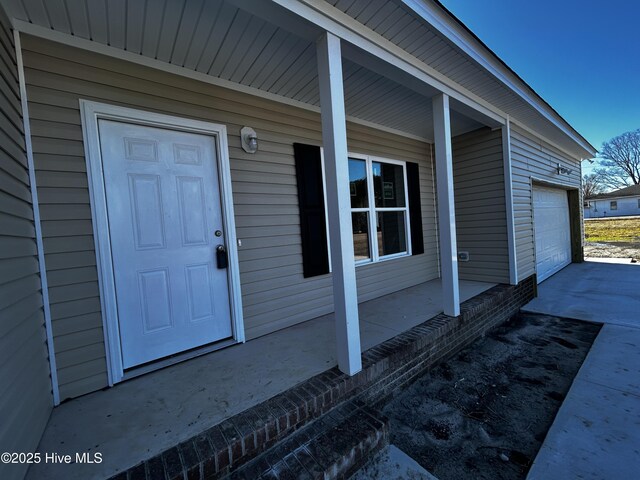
[{"x1": 122, "y1": 337, "x2": 238, "y2": 382}]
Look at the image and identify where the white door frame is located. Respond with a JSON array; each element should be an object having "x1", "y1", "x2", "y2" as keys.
[{"x1": 80, "y1": 100, "x2": 244, "y2": 385}]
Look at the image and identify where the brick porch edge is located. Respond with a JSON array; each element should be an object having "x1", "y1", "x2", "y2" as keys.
[{"x1": 111, "y1": 275, "x2": 536, "y2": 480}]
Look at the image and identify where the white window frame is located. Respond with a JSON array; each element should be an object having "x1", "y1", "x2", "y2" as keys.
[
  {"x1": 610, "y1": 200, "x2": 618, "y2": 210},
  {"x1": 347, "y1": 153, "x2": 412, "y2": 265},
  {"x1": 319, "y1": 150, "x2": 413, "y2": 269}
]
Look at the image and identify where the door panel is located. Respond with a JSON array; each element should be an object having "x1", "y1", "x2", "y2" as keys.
[
  {"x1": 99, "y1": 119, "x2": 232, "y2": 368},
  {"x1": 177, "y1": 176, "x2": 208, "y2": 246},
  {"x1": 128, "y1": 174, "x2": 166, "y2": 249},
  {"x1": 185, "y1": 263, "x2": 217, "y2": 322},
  {"x1": 138, "y1": 268, "x2": 172, "y2": 333}
]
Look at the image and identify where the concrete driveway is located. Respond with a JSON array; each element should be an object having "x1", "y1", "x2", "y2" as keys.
[
  {"x1": 523, "y1": 260, "x2": 640, "y2": 480},
  {"x1": 523, "y1": 260, "x2": 640, "y2": 328}
]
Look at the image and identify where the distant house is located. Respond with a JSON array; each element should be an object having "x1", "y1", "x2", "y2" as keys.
[{"x1": 585, "y1": 185, "x2": 640, "y2": 218}]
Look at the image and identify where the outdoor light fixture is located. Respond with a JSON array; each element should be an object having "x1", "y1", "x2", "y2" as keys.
[
  {"x1": 241, "y1": 126, "x2": 258, "y2": 153},
  {"x1": 557, "y1": 163, "x2": 572, "y2": 175}
]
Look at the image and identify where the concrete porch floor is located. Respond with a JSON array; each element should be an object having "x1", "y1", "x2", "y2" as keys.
[{"x1": 29, "y1": 278, "x2": 493, "y2": 480}]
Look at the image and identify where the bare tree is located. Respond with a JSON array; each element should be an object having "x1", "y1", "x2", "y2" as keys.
[
  {"x1": 594, "y1": 128, "x2": 640, "y2": 189},
  {"x1": 582, "y1": 173, "x2": 604, "y2": 198}
]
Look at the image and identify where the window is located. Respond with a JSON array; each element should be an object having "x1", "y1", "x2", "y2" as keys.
[
  {"x1": 610, "y1": 201, "x2": 617, "y2": 210},
  {"x1": 348, "y1": 155, "x2": 410, "y2": 263},
  {"x1": 294, "y1": 143, "x2": 423, "y2": 278},
  {"x1": 637, "y1": 199, "x2": 640, "y2": 209}
]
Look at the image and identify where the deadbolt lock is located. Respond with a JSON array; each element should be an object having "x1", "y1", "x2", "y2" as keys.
[{"x1": 216, "y1": 244, "x2": 228, "y2": 269}]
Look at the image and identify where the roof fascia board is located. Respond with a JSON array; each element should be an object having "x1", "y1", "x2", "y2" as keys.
[
  {"x1": 511, "y1": 119, "x2": 590, "y2": 162},
  {"x1": 12, "y1": 20, "x2": 430, "y2": 143},
  {"x1": 402, "y1": 0, "x2": 596, "y2": 157},
  {"x1": 271, "y1": 0, "x2": 506, "y2": 126}
]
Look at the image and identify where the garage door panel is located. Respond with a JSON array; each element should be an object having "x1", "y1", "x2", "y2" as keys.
[{"x1": 533, "y1": 186, "x2": 571, "y2": 283}]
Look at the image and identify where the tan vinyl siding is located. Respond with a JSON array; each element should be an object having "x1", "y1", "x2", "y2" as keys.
[
  {"x1": 21, "y1": 35, "x2": 438, "y2": 398},
  {"x1": 0, "y1": 14, "x2": 52, "y2": 480},
  {"x1": 452, "y1": 128, "x2": 509, "y2": 283},
  {"x1": 510, "y1": 125, "x2": 582, "y2": 281}
]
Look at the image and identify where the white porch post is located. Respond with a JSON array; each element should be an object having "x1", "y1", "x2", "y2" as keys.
[
  {"x1": 316, "y1": 32, "x2": 362, "y2": 375},
  {"x1": 432, "y1": 94, "x2": 460, "y2": 317},
  {"x1": 502, "y1": 118, "x2": 519, "y2": 285}
]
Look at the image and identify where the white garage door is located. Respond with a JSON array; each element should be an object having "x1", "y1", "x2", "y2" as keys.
[{"x1": 533, "y1": 186, "x2": 572, "y2": 283}]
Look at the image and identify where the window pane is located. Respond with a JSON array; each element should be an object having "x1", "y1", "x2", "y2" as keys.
[
  {"x1": 373, "y1": 162, "x2": 405, "y2": 208},
  {"x1": 377, "y1": 211, "x2": 406, "y2": 256},
  {"x1": 352, "y1": 212, "x2": 370, "y2": 261},
  {"x1": 348, "y1": 158, "x2": 368, "y2": 208}
]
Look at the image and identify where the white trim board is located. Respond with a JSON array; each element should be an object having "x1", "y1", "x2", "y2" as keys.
[
  {"x1": 79, "y1": 100, "x2": 245, "y2": 385},
  {"x1": 12, "y1": 20, "x2": 429, "y2": 144},
  {"x1": 272, "y1": 0, "x2": 505, "y2": 126},
  {"x1": 14, "y1": 30, "x2": 60, "y2": 406},
  {"x1": 501, "y1": 119, "x2": 518, "y2": 285},
  {"x1": 271, "y1": 0, "x2": 593, "y2": 159},
  {"x1": 402, "y1": 0, "x2": 596, "y2": 158},
  {"x1": 530, "y1": 176, "x2": 579, "y2": 191}
]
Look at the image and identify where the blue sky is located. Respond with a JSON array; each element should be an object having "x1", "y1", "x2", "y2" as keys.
[{"x1": 440, "y1": 0, "x2": 640, "y2": 169}]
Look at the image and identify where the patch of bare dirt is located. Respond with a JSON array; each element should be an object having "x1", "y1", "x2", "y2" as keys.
[
  {"x1": 584, "y1": 241, "x2": 640, "y2": 262},
  {"x1": 382, "y1": 313, "x2": 600, "y2": 480}
]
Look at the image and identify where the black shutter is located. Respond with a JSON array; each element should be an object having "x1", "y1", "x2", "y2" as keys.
[
  {"x1": 406, "y1": 162, "x2": 424, "y2": 255},
  {"x1": 294, "y1": 143, "x2": 330, "y2": 277}
]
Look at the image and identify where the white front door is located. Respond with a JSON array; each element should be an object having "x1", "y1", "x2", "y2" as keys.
[
  {"x1": 99, "y1": 120, "x2": 233, "y2": 369},
  {"x1": 533, "y1": 186, "x2": 572, "y2": 283}
]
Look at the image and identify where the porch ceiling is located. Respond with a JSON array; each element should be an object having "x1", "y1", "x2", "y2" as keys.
[{"x1": 3, "y1": 0, "x2": 489, "y2": 141}]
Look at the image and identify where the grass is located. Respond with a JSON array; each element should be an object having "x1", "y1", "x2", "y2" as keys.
[{"x1": 584, "y1": 217, "x2": 640, "y2": 243}]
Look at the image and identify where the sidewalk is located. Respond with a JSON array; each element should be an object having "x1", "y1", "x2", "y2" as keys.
[{"x1": 523, "y1": 261, "x2": 640, "y2": 479}]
